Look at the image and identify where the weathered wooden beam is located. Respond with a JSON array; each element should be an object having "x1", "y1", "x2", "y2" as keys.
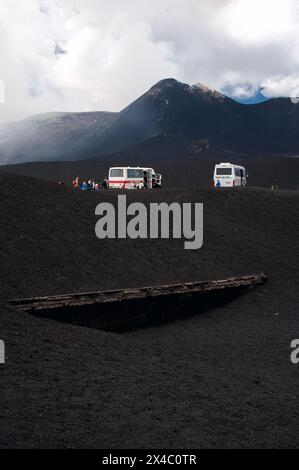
[{"x1": 9, "y1": 273, "x2": 267, "y2": 313}]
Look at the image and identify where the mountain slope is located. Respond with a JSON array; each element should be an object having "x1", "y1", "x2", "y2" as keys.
[
  {"x1": 94, "y1": 81, "x2": 299, "y2": 155},
  {"x1": 0, "y1": 111, "x2": 117, "y2": 164},
  {"x1": 82, "y1": 79, "x2": 236, "y2": 156},
  {"x1": 1, "y1": 78, "x2": 299, "y2": 164}
]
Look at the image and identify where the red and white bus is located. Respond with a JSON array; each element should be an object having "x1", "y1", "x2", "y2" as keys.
[{"x1": 108, "y1": 167, "x2": 162, "y2": 189}]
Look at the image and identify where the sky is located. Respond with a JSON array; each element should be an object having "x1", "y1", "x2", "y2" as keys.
[{"x1": 1, "y1": 0, "x2": 299, "y2": 122}]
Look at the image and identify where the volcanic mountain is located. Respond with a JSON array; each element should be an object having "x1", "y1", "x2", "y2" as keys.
[{"x1": 1, "y1": 78, "x2": 299, "y2": 164}]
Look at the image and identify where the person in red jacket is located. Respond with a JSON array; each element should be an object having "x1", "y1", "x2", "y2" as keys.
[{"x1": 72, "y1": 177, "x2": 80, "y2": 189}]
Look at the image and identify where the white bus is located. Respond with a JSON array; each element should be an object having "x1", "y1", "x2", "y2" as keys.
[
  {"x1": 213, "y1": 163, "x2": 247, "y2": 188},
  {"x1": 108, "y1": 167, "x2": 162, "y2": 189}
]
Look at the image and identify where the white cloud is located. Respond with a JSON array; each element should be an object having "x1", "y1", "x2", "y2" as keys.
[
  {"x1": 221, "y1": 0, "x2": 294, "y2": 44},
  {"x1": 261, "y1": 74, "x2": 299, "y2": 98},
  {"x1": 223, "y1": 83, "x2": 259, "y2": 100},
  {"x1": 0, "y1": 0, "x2": 299, "y2": 122}
]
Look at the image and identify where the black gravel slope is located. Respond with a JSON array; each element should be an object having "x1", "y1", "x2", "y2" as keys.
[
  {"x1": 2, "y1": 153, "x2": 299, "y2": 191},
  {"x1": 0, "y1": 171, "x2": 298, "y2": 448}
]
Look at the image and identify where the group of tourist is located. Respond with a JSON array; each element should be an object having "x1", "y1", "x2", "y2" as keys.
[{"x1": 72, "y1": 177, "x2": 109, "y2": 191}]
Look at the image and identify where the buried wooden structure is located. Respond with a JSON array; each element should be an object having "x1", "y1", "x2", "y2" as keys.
[{"x1": 9, "y1": 273, "x2": 267, "y2": 332}]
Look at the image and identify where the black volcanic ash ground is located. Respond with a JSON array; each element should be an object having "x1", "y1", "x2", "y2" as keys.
[{"x1": 0, "y1": 169, "x2": 298, "y2": 448}]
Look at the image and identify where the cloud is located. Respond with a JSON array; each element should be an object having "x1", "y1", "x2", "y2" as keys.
[
  {"x1": 261, "y1": 74, "x2": 299, "y2": 99},
  {"x1": 0, "y1": 0, "x2": 299, "y2": 122},
  {"x1": 222, "y1": 83, "x2": 259, "y2": 100}
]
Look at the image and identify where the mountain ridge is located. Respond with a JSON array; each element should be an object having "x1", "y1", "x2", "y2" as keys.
[{"x1": 1, "y1": 78, "x2": 299, "y2": 164}]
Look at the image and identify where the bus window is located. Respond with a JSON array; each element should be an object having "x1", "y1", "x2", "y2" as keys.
[
  {"x1": 110, "y1": 169, "x2": 124, "y2": 178},
  {"x1": 127, "y1": 169, "x2": 144, "y2": 178},
  {"x1": 216, "y1": 168, "x2": 232, "y2": 175}
]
